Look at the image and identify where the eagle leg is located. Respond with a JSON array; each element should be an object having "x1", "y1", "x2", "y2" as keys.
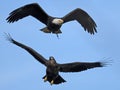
[
  {"x1": 43, "y1": 76, "x2": 47, "y2": 82},
  {"x1": 40, "y1": 27, "x2": 51, "y2": 33},
  {"x1": 50, "y1": 80, "x2": 54, "y2": 85}
]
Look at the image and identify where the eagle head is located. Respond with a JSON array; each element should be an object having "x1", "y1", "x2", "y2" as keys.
[
  {"x1": 52, "y1": 18, "x2": 64, "y2": 25},
  {"x1": 49, "y1": 56, "x2": 56, "y2": 64}
]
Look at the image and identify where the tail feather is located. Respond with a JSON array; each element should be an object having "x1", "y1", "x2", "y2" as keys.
[
  {"x1": 53, "y1": 75, "x2": 66, "y2": 84},
  {"x1": 42, "y1": 75, "x2": 66, "y2": 85}
]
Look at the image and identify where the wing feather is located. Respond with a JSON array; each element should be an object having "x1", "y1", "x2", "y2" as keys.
[
  {"x1": 5, "y1": 33, "x2": 48, "y2": 66},
  {"x1": 58, "y1": 61, "x2": 104, "y2": 72},
  {"x1": 6, "y1": 3, "x2": 49, "y2": 25},
  {"x1": 62, "y1": 8, "x2": 97, "y2": 34}
]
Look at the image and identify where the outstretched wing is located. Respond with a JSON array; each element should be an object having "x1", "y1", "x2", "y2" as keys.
[
  {"x1": 62, "y1": 8, "x2": 97, "y2": 34},
  {"x1": 58, "y1": 61, "x2": 105, "y2": 72},
  {"x1": 5, "y1": 33, "x2": 48, "y2": 66},
  {"x1": 6, "y1": 3, "x2": 49, "y2": 25}
]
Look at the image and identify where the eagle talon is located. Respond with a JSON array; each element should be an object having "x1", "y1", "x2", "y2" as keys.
[
  {"x1": 44, "y1": 76, "x2": 47, "y2": 82},
  {"x1": 41, "y1": 28, "x2": 51, "y2": 33},
  {"x1": 50, "y1": 80, "x2": 54, "y2": 85}
]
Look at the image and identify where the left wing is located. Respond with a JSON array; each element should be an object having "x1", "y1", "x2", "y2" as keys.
[
  {"x1": 58, "y1": 61, "x2": 105, "y2": 72},
  {"x1": 5, "y1": 33, "x2": 48, "y2": 66},
  {"x1": 62, "y1": 8, "x2": 97, "y2": 34}
]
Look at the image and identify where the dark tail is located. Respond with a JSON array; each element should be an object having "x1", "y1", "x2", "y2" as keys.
[
  {"x1": 53, "y1": 75, "x2": 66, "y2": 84},
  {"x1": 43, "y1": 75, "x2": 66, "y2": 85}
]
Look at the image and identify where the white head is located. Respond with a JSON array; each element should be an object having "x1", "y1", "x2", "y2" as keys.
[{"x1": 52, "y1": 18, "x2": 64, "y2": 25}]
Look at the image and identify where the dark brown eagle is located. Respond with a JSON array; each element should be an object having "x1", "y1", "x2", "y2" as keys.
[
  {"x1": 5, "y1": 34, "x2": 107, "y2": 85},
  {"x1": 6, "y1": 3, "x2": 97, "y2": 37}
]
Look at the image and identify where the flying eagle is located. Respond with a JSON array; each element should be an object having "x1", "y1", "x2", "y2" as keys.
[
  {"x1": 6, "y1": 3, "x2": 97, "y2": 37},
  {"x1": 5, "y1": 34, "x2": 106, "y2": 85}
]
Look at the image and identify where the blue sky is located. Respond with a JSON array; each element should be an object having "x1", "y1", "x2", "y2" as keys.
[{"x1": 1, "y1": 0, "x2": 120, "y2": 90}]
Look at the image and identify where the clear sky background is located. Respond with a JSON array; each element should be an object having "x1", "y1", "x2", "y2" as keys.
[{"x1": 1, "y1": 0, "x2": 120, "y2": 90}]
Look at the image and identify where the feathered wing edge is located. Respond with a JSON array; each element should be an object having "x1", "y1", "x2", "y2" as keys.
[
  {"x1": 58, "y1": 61, "x2": 108, "y2": 72},
  {"x1": 5, "y1": 33, "x2": 48, "y2": 66},
  {"x1": 62, "y1": 8, "x2": 97, "y2": 34},
  {"x1": 6, "y1": 3, "x2": 49, "y2": 25}
]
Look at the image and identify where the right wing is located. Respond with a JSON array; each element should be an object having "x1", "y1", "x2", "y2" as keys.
[{"x1": 6, "y1": 3, "x2": 49, "y2": 25}]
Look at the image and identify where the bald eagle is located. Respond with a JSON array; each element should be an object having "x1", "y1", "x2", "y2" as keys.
[
  {"x1": 5, "y1": 34, "x2": 107, "y2": 85},
  {"x1": 6, "y1": 3, "x2": 97, "y2": 37}
]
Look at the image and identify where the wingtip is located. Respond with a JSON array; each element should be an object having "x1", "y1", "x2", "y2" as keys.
[
  {"x1": 4, "y1": 33, "x2": 14, "y2": 43},
  {"x1": 6, "y1": 17, "x2": 13, "y2": 23},
  {"x1": 100, "y1": 57, "x2": 113, "y2": 67}
]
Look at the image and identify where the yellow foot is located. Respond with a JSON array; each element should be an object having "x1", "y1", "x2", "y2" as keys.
[
  {"x1": 41, "y1": 28, "x2": 51, "y2": 33},
  {"x1": 44, "y1": 77, "x2": 47, "y2": 82},
  {"x1": 50, "y1": 80, "x2": 54, "y2": 85}
]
